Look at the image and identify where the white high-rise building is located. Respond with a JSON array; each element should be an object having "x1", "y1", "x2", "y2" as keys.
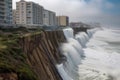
[
  {"x1": 16, "y1": 0, "x2": 43, "y2": 26},
  {"x1": 0, "y1": 0, "x2": 12, "y2": 25},
  {"x1": 43, "y1": 9, "x2": 56, "y2": 26}
]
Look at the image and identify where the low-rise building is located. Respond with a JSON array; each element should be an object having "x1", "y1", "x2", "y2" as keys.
[{"x1": 56, "y1": 16, "x2": 69, "y2": 27}]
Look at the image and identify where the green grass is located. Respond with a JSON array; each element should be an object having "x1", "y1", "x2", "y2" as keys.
[{"x1": 0, "y1": 27, "x2": 42, "y2": 80}]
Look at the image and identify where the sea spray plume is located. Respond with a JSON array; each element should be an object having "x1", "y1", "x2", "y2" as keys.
[
  {"x1": 78, "y1": 29, "x2": 120, "y2": 80},
  {"x1": 87, "y1": 30, "x2": 93, "y2": 38},
  {"x1": 56, "y1": 64, "x2": 73, "y2": 80},
  {"x1": 87, "y1": 28, "x2": 100, "y2": 38},
  {"x1": 58, "y1": 28, "x2": 83, "y2": 80},
  {"x1": 62, "y1": 43, "x2": 81, "y2": 66},
  {"x1": 63, "y1": 28, "x2": 74, "y2": 40},
  {"x1": 60, "y1": 44, "x2": 77, "y2": 69},
  {"x1": 57, "y1": 28, "x2": 101, "y2": 80},
  {"x1": 62, "y1": 28, "x2": 82, "y2": 66},
  {"x1": 67, "y1": 38, "x2": 85, "y2": 57},
  {"x1": 106, "y1": 69, "x2": 120, "y2": 80},
  {"x1": 58, "y1": 43, "x2": 80, "y2": 80},
  {"x1": 75, "y1": 32, "x2": 89, "y2": 47}
]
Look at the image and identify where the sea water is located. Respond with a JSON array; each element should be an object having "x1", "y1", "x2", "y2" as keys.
[{"x1": 57, "y1": 28, "x2": 120, "y2": 80}]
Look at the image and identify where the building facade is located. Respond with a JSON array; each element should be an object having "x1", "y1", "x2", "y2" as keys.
[
  {"x1": 16, "y1": 0, "x2": 43, "y2": 26},
  {"x1": 12, "y1": 10, "x2": 16, "y2": 24},
  {"x1": 43, "y1": 9, "x2": 56, "y2": 26},
  {"x1": 56, "y1": 16, "x2": 69, "y2": 27},
  {"x1": 0, "y1": 0, "x2": 12, "y2": 25}
]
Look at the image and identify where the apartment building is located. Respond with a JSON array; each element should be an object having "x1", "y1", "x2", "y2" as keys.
[
  {"x1": 16, "y1": 0, "x2": 43, "y2": 26},
  {"x1": 43, "y1": 9, "x2": 56, "y2": 26},
  {"x1": 56, "y1": 16, "x2": 69, "y2": 27},
  {"x1": 0, "y1": 0, "x2": 12, "y2": 25}
]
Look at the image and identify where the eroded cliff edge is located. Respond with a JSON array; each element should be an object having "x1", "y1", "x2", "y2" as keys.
[
  {"x1": 0, "y1": 27, "x2": 88, "y2": 80},
  {"x1": 19, "y1": 30, "x2": 67, "y2": 80}
]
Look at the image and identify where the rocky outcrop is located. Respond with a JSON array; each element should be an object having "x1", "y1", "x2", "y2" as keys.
[
  {"x1": 0, "y1": 73, "x2": 18, "y2": 80},
  {"x1": 19, "y1": 30, "x2": 66, "y2": 80}
]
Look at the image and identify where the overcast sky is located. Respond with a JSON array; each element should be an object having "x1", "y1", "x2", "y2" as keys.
[{"x1": 13, "y1": 0, "x2": 120, "y2": 28}]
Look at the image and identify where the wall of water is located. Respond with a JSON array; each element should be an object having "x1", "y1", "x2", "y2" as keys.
[{"x1": 56, "y1": 28, "x2": 98, "y2": 80}]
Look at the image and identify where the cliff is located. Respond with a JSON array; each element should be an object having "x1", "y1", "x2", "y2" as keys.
[
  {"x1": 19, "y1": 30, "x2": 66, "y2": 80},
  {"x1": 0, "y1": 28, "x2": 38, "y2": 80},
  {"x1": 0, "y1": 27, "x2": 88, "y2": 80}
]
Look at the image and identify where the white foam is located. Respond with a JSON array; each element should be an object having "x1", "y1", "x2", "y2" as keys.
[
  {"x1": 63, "y1": 28, "x2": 74, "y2": 40},
  {"x1": 57, "y1": 28, "x2": 120, "y2": 80},
  {"x1": 75, "y1": 32, "x2": 89, "y2": 47},
  {"x1": 56, "y1": 64, "x2": 73, "y2": 80}
]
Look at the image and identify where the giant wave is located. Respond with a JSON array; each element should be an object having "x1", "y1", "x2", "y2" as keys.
[{"x1": 56, "y1": 28, "x2": 120, "y2": 80}]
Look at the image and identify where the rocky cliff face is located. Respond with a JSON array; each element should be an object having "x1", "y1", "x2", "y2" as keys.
[
  {"x1": 0, "y1": 27, "x2": 88, "y2": 80},
  {"x1": 19, "y1": 30, "x2": 66, "y2": 80}
]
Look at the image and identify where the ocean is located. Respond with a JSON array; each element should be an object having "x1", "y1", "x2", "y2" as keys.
[{"x1": 57, "y1": 28, "x2": 120, "y2": 80}]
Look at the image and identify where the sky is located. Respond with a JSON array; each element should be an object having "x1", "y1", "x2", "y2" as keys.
[{"x1": 13, "y1": 0, "x2": 120, "y2": 28}]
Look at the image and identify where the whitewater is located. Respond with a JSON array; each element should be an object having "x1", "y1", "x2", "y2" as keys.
[{"x1": 57, "y1": 28, "x2": 120, "y2": 80}]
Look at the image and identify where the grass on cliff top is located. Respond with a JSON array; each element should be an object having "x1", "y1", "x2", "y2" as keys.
[{"x1": 0, "y1": 27, "x2": 42, "y2": 80}]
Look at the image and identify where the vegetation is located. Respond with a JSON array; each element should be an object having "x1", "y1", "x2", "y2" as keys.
[{"x1": 0, "y1": 27, "x2": 42, "y2": 80}]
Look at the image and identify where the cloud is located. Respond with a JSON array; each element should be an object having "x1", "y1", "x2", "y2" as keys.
[
  {"x1": 105, "y1": 2, "x2": 114, "y2": 9},
  {"x1": 78, "y1": 14, "x2": 120, "y2": 27},
  {"x1": 13, "y1": 0, "x2": 120, "y2": 27},
  {"x1": 39, "y1": 0, "x2": 102, "y2": 15},
  {"x1": 38, "y1": 0, "x2": 113, "y2": 17}
]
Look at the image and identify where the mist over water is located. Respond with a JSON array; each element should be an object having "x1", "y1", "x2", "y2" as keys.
[{"x1": 56, "y1": 27, "x2": 120, "y2": 80}]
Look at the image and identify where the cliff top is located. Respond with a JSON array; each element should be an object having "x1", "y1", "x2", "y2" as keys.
[{"x1": 0, "y1": 27, "x2": 42, "y2": 80}]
